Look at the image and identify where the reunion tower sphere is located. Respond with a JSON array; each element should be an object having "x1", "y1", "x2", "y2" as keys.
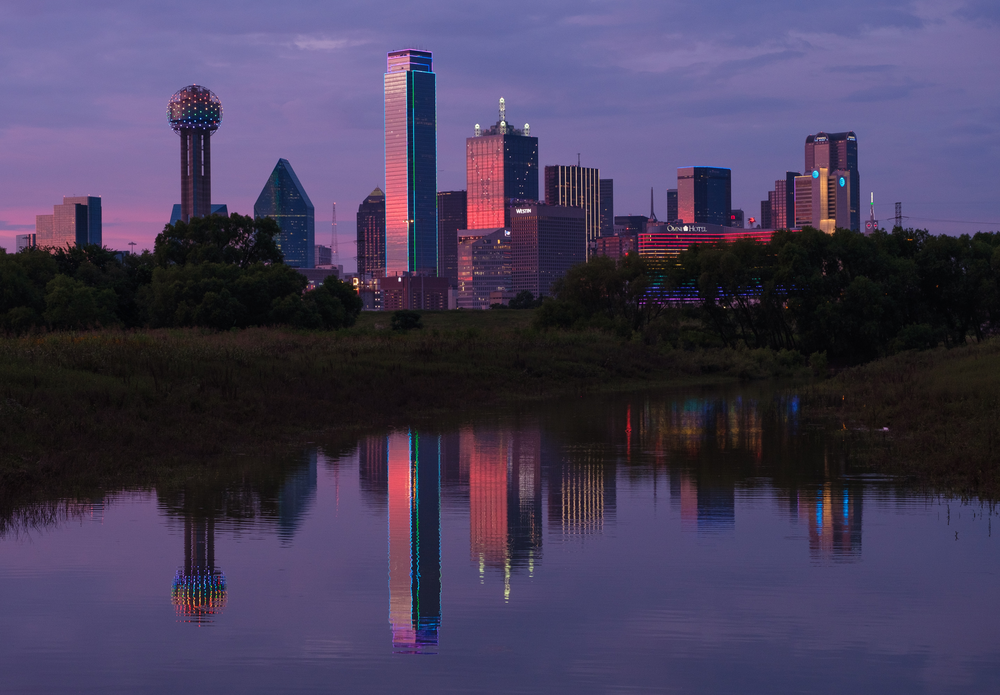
[{"x1": 167, "y1": 84, "x2": 223, "y2": 133}]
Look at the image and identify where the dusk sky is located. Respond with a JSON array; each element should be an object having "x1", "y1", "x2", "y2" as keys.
[{"x1": 1, "y1": 0, "x2": 997, "y2": 269}]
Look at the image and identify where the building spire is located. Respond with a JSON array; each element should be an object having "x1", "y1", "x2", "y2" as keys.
[
  {"x1": 649, "y1": 187, "x2": 657, "y2": 222},
  {"x1": 499, "y1": 97, "x2": 505, "y2": 124}
]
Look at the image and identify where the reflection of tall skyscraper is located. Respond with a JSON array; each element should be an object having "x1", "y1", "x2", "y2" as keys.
[
  {"x1": 359, "y1": 435, "x2": 389, "y2": 510},
  {"x1": 387, "y1": 431, "x2": 441, "y2": 654},
  {"x1": 171, "y1": 515, "x2": 227, "y2": 623},
  {"x1": 802, "y1": 483, "x2": 863, "y2": 560},
  {"x1": 384, "y1": 49, "x2": 437, "y2": 276},
  {"x1": 467, "y1": 429, "x2": 542, "y2": 574},
  {"x1": 276, "y1": 449, "x2": 318, "y2": 544},
  {"x1": 547, "y1": 455, "x2": 615, "y2": 535}
]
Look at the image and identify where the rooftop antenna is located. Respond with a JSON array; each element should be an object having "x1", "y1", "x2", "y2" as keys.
[
  {"x1": 649, "y1": 188, "x2": 657, "y2": 222},
  {"x1": 577, "y1": 153, "x2": 581, "y2": 167},
  {"x1": 475, "y1": 123, "x2": 481, "y2": 137},
  {"x1": 331, "y1": 202, "x2": 339, "y2": 264},
  {"x1": 499, "y1": 97, "x2": 505, "y2": 124},
  {"x1": 524, "y1": 123, "x2": 529, "y2": 136}
]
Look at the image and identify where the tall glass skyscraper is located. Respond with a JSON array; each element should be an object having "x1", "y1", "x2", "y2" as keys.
[
  {"x1": 357, "y1": 187, "x2": 386, "y2": 277},
  {"x1": 544, "y1": 165, "x2": 601, "y2": 258},
  {"x1": 805, "y1": 132, "x2": 859, "y2": 231},
  {"x1": 677, "y1": 167, "x2": 731, "y2": 226},
  {"x1": 254, "y1": 158, "x2": 315, "y2": 268},
  {"x1": 385, "y1": 49, "x2": 437, "y2": 276}
]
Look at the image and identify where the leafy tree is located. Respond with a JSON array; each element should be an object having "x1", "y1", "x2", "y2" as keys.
[
  {"x1": 153, "y1": 213, "x2": 284, "y2": 268},
  {"x1": 509, "y1": 290, "x2": 544, "y2": 309},
  {"x1": 43, "y1": 275, "x2": 119, "y2": 329}
]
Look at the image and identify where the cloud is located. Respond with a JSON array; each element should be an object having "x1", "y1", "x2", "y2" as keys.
[
  {"x1": 0, "y1": 222, "x2": 35, "y2": 232},
  {"x1": 292, "y1": 35, "x2": 368, "y2": 51}
]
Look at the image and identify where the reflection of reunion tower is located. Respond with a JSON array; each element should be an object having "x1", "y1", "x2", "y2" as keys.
[
  {"x1": 387, "y1": 431, "x2": 441, "y2": 654},
  {"x1": 171, "y1": 515, "x2": 227, "y2": 623},
  {"x1": 167, "y1": 85, "x2": 223, "y2": 223}
]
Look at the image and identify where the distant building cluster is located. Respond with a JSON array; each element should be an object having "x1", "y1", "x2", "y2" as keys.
[{"x1": 20, "y1": 51, "x2": 864, "y2": 308}]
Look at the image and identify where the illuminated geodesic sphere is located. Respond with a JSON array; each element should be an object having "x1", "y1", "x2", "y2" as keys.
[
  {"x1": 167, "y1": 85, "x2": 223, "y2": 133},
  {"x1": 171, "y1": 568, "x2": 227, "y2": 623}
]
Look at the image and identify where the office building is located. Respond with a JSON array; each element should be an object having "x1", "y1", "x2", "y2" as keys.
[
  {"x1": 315, "y1": 245, "x2": 333, "y2": 267},
  {"x1": 385, "y1": 49, "x2": 437, "y2": 276},
  {"x1": 357, "y1": 187, "x2": 386, "y2": 277},
  {"x1": 467, "y1": 98, "x2": 538, "y2": 230},
  {"x1": 805, "y1": 131, "x2": 859, "y2": 231},
  {"x1": 677, "y1": 167, "x2": 731, "y2": 226},
  {"x1": 254, "y1": 158, "x2": 315, "y2": 268},
  {"x1": 769, "y1": 172, "x2": 799, "y2": 230},
  {"x1": 438, "y1": 190, "x2": 467, "y2": 287},
  {"x1": 794, "y1": 168, "x2": 852, "y2": 233},
  {"x1": 666, "y1": 189, "x2": 678, "y2": 223},
  {"x1": 728, "y1": 209, "x2": 744, "y2": 228},
  {"x1": 15, "y1": 234, "x2": 35, "y2": 252},
  {"x1": 35, "y1": 196, "x2": 102, "y2": 249},
  {"x1": 594, "y1": 234, "x2": 636, "y2": 261},
  {"x1": 380, "y1": 275, "x2": 449, "y2": 311},
  {"x1": 614, "y1": 215, "x2": 648, "y2": 237},
  {"x1": 599, "y1": 179, "x2": 614, "y2": 237},
  {"x1": 760, "y1": 199, "x2": 772, "y2": 229},
  {"x1": 167, "y1": 85, "x2": 222, "y2": 223},
  {"x1": 510, "y1": 203, "x2": 585, "y2": 297},
  {"x1": 456, "y1": 228, "x2": 512, "y2": 310},
  {"x1": 544, "y1": 165, "x2": 601, "y2": 258}
]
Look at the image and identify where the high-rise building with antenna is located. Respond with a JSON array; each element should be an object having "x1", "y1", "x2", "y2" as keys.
[{"x1": 466, "y1": 97, "x2": 538, "y2": 230}]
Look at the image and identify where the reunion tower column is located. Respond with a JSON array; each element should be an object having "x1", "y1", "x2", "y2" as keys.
[{"x1": 167, "y1": 85, "x2": 223, "y2": 223}]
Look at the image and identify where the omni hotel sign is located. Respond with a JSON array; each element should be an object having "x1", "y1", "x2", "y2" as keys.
[{"x1": 663, "y1": 223, "x2": 709, "y2": 233}]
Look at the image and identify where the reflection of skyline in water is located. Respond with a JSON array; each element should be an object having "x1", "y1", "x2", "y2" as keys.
[
  {"x1": 387, "y1": 431, "x2": 441, "y2": 654},
  {"x1": 159, "y1": 449, "x2": 320, "y2": 624}
]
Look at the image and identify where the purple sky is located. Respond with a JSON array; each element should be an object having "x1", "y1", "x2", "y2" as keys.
[{"x1": 1, "y1": 0, "x2": 998, "y2": 270}]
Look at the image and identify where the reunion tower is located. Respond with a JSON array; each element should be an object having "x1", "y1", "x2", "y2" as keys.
[{"x1": 167, "y1": 85, "x2": 223, "y2": 222}]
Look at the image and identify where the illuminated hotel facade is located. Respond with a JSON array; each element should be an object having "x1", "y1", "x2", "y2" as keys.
[
  {"x1": 466, "y1": 98, "x2": 538, "y2": 231},
  {"x1": 384, "y1": 49, "x2": 437, "y2": 276}
]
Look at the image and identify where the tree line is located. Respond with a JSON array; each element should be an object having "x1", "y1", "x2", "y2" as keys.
[
  {"x1": 0, "y1": 213, "x2": 362, "y2": 332},
  {"x1": 538, "y1": 227, "x2": 1000, "y2": 364}
]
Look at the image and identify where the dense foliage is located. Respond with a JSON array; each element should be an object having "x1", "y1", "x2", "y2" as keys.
[
  {"x1": 539, "y1": 227, "x2": 1000, "y2": 364},
  {"x1": 0, "y1": 213, "x2": 362, "y2": 332}
]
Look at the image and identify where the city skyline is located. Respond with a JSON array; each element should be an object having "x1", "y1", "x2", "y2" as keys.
[{"x1": 1, "y1": 2, "x2": 997, "y2": 264}]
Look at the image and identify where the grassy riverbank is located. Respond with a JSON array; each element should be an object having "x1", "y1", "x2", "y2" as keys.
[
  {"x1": 809, "y1": 337, "x2": 1000, "y2": 499},
  {"x1": 0, "y1": 311, "x2": 808, "y2": 497}
]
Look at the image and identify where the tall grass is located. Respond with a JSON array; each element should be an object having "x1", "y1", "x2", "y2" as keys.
[
  {"x1": 0, "y1": 317, "x2": 809, "y2": 496},
  {"x1": 809, "y1": 338, "x2": 1000, "y2": 498}
]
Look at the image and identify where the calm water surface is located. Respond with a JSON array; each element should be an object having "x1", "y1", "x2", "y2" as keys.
[{"x1": 1, "y1": 386, "x2": 997, "y2": 694}]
